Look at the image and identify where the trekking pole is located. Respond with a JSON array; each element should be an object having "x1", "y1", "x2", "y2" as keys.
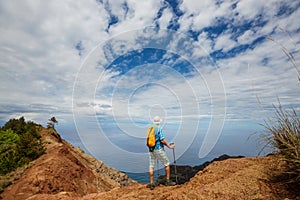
[{"x1": 170, "y1": 143, "x2": 178, "y2": 184}]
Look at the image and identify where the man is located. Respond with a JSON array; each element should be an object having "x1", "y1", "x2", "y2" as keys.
[{"x1": 148, "y1": 116, "x2": 175, "y2": 190}]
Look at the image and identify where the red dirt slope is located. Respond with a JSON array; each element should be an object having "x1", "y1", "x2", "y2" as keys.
[{"x1": 1, "y1": 128, "x2": 136, "y2": 200}]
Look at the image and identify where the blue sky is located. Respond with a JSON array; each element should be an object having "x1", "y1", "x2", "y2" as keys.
[{"x1": 0, "y1": 0, "x2": 300, "y2": 172}]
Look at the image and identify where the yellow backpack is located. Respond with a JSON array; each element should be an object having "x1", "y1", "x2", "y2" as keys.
[{"x1": 146, "y1": 125, "x2": 157, "y2": 151}]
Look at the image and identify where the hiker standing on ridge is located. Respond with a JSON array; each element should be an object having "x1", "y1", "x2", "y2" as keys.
[{"x1": 148, "y1": 116, "x2": 175, "y2": 190}]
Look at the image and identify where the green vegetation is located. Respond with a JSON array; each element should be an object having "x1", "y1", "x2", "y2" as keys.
[
  {"x1": 0, "y1": 117, "x2": 45, "y2": 175},
  {"x1": 263, "y1": 106, "x2": 300, "y2": 185}
]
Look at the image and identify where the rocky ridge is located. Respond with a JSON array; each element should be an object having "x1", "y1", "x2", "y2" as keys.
[
  {"x1": 1, "y1": 128, "x2": 136, "y2": 200},
  {"x1": 83, "y1": 155, "x2": 298, "y2": 200}
]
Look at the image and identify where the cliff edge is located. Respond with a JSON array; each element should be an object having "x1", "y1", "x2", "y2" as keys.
[{"x1": 1, "y1": 128, "x2": 136, "y2": 200}]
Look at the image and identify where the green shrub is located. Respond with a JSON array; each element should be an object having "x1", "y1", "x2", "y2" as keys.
[
  {"x1": 262, "y1": 106, "x2": 300, "y2": 184},
  {"x1": 1, "y1": 117, "x2": 26, "y2": 135},
  {"x1": 0, "y1": 129, "x2": 21, "y2": 174},
  {"x1": 0, "y1": 117, "x2": 45, "y2": 175},
  {"x1": 19, "y1": 132, "x2": 44, "y2": 160}
]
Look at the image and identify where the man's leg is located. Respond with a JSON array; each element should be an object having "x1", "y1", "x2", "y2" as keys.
[
  {"x1": 165, "y1": 165, "x2": 175, "y2": 185},
  {"x1": 148, "y1": 152, "x2": 156, "y2": 189},
  {"x1": 165, "y1": 165, "x2": 170, "y2": 180},
  {"x1": 149, "y1": 167, "x2": 154, "y2": 184},
  {"x1": 156, "y1": 149, "x2": 170, "y2": 180},
  {"x1": 155, "y1": 149, "x2": 175, "y2": 186}
]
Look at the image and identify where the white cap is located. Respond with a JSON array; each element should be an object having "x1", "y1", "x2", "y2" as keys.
[{"x1": 153, "y1": 116, "x2": 162, "y2": 125}]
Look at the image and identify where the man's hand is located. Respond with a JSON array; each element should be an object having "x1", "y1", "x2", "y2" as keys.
[
  {"x1": 169, "y1": 143, "x2": 175, "y2": 149},
  {"x1": 161, "y1": 139, "x2": 175, "y2": 149}
]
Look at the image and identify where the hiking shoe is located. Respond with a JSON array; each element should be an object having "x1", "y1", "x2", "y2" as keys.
[
  {"x1": 165, "y1": 180, "x2": 176, "y2": 186},
  {"x1": 149, "y1": 183, "x2": 155, "y2": 190}
]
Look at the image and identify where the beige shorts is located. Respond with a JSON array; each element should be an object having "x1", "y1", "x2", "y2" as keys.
[{"x1": 149, "y1": 148, "x2": 170, "y2": 169}]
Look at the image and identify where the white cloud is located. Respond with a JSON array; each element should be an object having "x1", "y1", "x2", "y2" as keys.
[
  {"x1": 0, "y1": 0, "x2": 110, "y2": 123},
  {"x1": 108, "y1": 0, "x2": 161, "y2": 35},
  {"x1": 235, "y1": 0, "x2": 267, "y2": 20},
  {"x1": 193, "y1": 32, "x2": 214, "y2": 57},
  {"x1": 237, "y1": 30, "x2": 255, "y2": 44},
  {"x1": 215, "y1": 35, "x2": 300, "y2": 120},
  {"x1": 214, "y1": 33, "x2": 237, "y2": 51},
  {"x1": 158, "y1": 6, "x2": 173, "y2": 29},
  {"x1": 179, "y1": 0, "x2": 234, "y2": 32}
]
